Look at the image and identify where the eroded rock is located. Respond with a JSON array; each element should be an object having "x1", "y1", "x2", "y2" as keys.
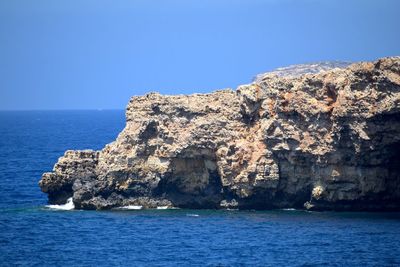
[{"x1": 40, "y1": 57, "x2": 400, "y2": 211}]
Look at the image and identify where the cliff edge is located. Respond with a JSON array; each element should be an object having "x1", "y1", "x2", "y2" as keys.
[{"x1": 40, "y1": 57, "x2": 400, "y2": 211}]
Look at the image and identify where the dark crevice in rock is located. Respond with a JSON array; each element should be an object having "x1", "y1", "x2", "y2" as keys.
[
  {"x1": 241, "y1": 103, "x2": 261, "y2": 125},
  {"x1": 155, "y1": 151, "x2": 224, "y2": 209},
  {"x1": 139, "y1": 121, "x2": 158, "y2": 140},
  {"x1": 175, "y1": 107, "x2": 205, "y2": 122},
  {"x1": 48, "y1": 184, "x2": 73, "y2": 205},
  {"x1": 386, "y1": 142, "x2": 400, "y2": 197}
]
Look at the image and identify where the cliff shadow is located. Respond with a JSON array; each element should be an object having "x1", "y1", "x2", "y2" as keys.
[{"x1": 155, "y1": 148, "x2": 223, "y2": 208}]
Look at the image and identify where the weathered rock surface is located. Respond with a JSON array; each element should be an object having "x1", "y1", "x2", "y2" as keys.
[
  {"x1": 40, "y1": 57, "x2": 400, "y2": 211},
  {"x1": 253, "y1": 61, "x2": 352, "y2": 82}
]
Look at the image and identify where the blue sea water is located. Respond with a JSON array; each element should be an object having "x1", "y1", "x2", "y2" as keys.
[{"x1": 1, "y1": 111, "x2": 400, "y2": 267}]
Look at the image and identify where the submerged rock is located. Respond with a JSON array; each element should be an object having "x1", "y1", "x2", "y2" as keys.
[{"x1": 39, "y1": 57, "x2": 400, "y2": 211}]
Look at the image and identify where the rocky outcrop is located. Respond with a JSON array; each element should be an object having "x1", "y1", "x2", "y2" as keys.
[
  {"x1": 39, "y1": 57, "x2": 400, "y2": 211},
  {"x1": 253, "y1": 61, "x2": 352, "y2": 82}
]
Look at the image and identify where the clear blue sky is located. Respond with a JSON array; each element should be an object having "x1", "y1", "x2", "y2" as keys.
[{"x1": 1, "y1": 0, "x2": 399, "y2": 110}]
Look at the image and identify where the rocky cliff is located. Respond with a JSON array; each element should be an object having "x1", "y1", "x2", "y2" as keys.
[
  {"x1": 253, "y1": 61, "x2": 352, "y2": 81},
  {"x1": 40, "y1": 57, "x2": 400, "y2": 211}
]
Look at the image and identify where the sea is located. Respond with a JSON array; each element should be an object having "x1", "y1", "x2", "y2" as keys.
[{"x1": 0, "y1": 110, "x2": 400, "y2": 266}]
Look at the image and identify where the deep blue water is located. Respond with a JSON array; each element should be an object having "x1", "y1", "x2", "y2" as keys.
[{"x1": 1, "y1": 111, "x2": 400, "y2": 267}]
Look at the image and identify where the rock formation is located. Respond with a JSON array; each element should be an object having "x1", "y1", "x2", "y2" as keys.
[
  {"x1": 40, "y1": 57, "x2": 400, "y2": 211},
  {"x1": 253, "y1": 61, "x2": 351, "y2": 82}
]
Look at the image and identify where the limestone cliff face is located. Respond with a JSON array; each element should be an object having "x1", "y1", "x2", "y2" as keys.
[
  {"x1": 253, "y1": 61, "x2": 351, "y2": 81},
  {"x1": 39, "y1": 57, "x2": 400, "y2": 211}
]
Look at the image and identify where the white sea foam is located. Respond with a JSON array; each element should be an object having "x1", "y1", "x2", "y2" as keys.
[
  {"x1": 156, "y1": 206, "x2": 170, "y2": 210},
  {"x1": 46, "y1": 197, "x2": 75, "y2": 210},
  {"x1": 186, "y1": 213, "x2": 200, "y2": 217},
  {"x1": 118, "y1": 205, "x2": 143, "y2": 210}
]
